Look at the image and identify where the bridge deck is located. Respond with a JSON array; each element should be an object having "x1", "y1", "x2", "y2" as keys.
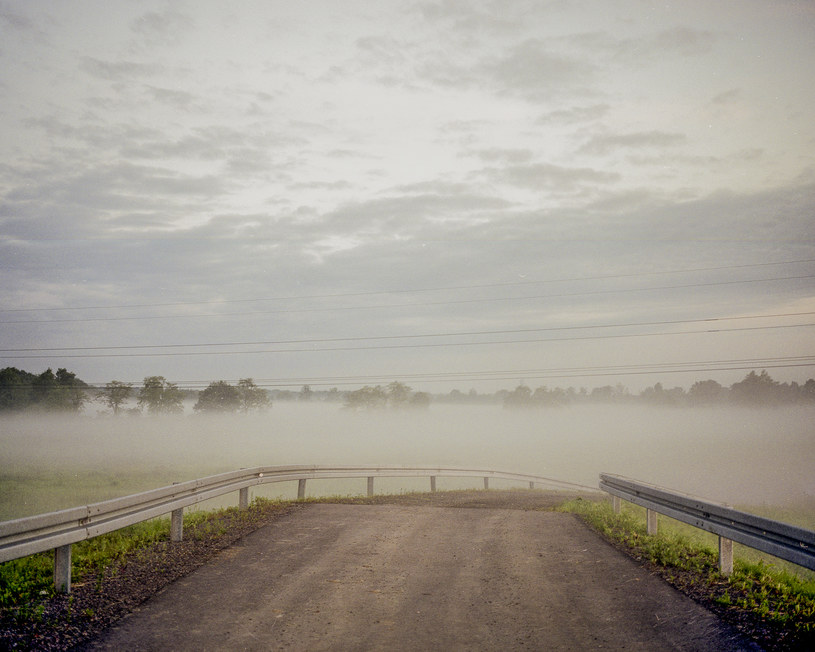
[{"x1": 87, "y1": 504, "x2": 756, "y2": 651}]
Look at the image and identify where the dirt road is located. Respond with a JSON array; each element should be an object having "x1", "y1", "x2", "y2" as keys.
[{"x1": 86, "y1": 503, "x2": 756, "y2": 651}]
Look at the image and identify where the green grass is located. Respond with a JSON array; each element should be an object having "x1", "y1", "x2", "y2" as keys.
[
  {"x1": 0, "y1": 504, "x2": 261, "y2": 612},
  {"x1": 561, "y1": 497, "x2": 815, "y2": 644},
  {"x1": 0, "y1": 518, "x2": 170, "y2": 611}
]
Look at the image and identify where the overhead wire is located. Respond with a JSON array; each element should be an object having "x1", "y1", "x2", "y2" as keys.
[
  {"x1": 1, "y1": 310, "x2": 814, "y2": 353},
  {"x1": 1, "y1": 274, "x2": 813, "y2": 325},
  {"x1": 3, "y1": 322, "x2": 814, "y2": 359},
  {"x1": 82, "y1": 355, "x2": 815, "y2": 388},
  {"x1": 0, "y1": 257, "x2": 812, "y2": 314}
]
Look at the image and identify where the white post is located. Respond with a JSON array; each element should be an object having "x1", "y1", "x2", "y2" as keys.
[
  {"x1": 298, "y1": 478, "x2": 306, "y2": 499},
  {"x1": 612, "y1": 496, "x2": 621, "y2": 514},
  {"x1": 719, "y1": 536, "x2": 734, "y2": 576},
  {"x1": 171, "y1": 508, "x2": 184, "y2": 542},
  {"x1": 646, "y1": 509, "x2": 657, "y2": 535},
  {"x1": 54, "y1": 545, "x2": 71, "y2": 593}
]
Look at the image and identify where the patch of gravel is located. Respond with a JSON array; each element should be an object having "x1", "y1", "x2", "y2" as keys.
[{"x1": 313, "y1": 487, "x2": 599, "y2": 510}]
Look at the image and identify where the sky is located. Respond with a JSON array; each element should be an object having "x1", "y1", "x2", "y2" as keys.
[{"x1": 0, "y1": 0, "x2": 814, "y2": 394}]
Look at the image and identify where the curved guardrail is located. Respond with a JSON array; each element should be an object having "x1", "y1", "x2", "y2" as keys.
[
  {"x1": 599, "y1": 473, "x2": 815, "y2": 575},
  {"x1": 0, "y1": 465, "x2": 595, "y2": 592}
]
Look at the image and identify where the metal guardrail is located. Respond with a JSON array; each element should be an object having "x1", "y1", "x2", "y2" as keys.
[
  {"x1": 599, "y1": 473, "x2": 815, "y2": 575},
  {"x1": 0, "y1": 465, "x2": 595, "y2": 592}
]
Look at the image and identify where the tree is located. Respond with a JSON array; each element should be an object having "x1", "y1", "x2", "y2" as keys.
[
  {"x1": 32, "y1": 367, "x2": 87, "y2": 411},
  {"x1": 344, "y1": 385, "x2": 387, "y2": 410},
  {"x1": 0, "y1": 367, "x2": 35, "y2": 411},
  {"x1": 194, "y1": 381, "x2": 240, "y2": 412},
  {"x1": 299, "y1": 385, "x2": 313, "y2": 401},
  {"x1": 138, "y1": 376, "x2": 184, "y2": 414},
  {"x1": 409, "y1": 391, "x2": 431, "y2": 408},
  {"x1": 504, "y1": 384, "x2": 533, "y2": 408},
  {"x1": 730, "y1": 370, "x2": 780, "y2": 405},
  {"x1": 688, "y1": 379, "x2": 726, "y2": 404},
  {"x1": 386, "y1": 381, "x2": 411, "y2": 407},
  {"x1": 99, "y1": 381, "x2": 133, "y2": 415},
  {"x1": 238, "y1": 378, "x2": 271, "y2": 412}
]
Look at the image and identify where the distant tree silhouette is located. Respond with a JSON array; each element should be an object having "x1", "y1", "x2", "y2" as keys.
[
  {"x1": 238, "y1": 378, "x2": 271, "y2": 412},
  {"x1": 194, "y1": 380, "x2": 240, "y2": 412},
  {"x1": 99, "y1": 381, "x2": 133, "y2": 415},
  {"x1": 138, "y1": 376, "x2": 184, "y2": 414},
  {"x1": 730, "y1": 370, "x2": 780, "y2": 405}
]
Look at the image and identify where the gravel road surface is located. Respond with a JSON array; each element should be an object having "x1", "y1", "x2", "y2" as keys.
[{"x1": 86, "y1": 503, "x2": 756, "y2": 651}]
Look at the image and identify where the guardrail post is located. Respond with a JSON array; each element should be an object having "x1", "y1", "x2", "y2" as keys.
[
  {"x1": 612, "y1": 496, "x2": 621, "y2": 514},
  {"x1": 483, "y1": 477, "x2": 489, "y2": 490},
  {"x1": 430, "y1": 476, "x2": 436, "y2": 492},
  {"x1": 54, "y1": 544, "x2": 71, "y2": 593},
  {"x1": 239, "y1": 487, "x2": 249, "y2": 510},
  {"x1": 171, "y1": 508, "x2": 184, "y2": 542},
  {"x1": 646, "y1": 509, "x2": 657, "y2": 535},
  {"x1": 367, "y1": 476, "x2": 374, "y2": 496},
  {"x1": 719, "y1": 537, "x2": 734, "y2": 576},
  {"x1": 298, "y1": 478, "x2": 306, "y2": 499},
  {"x1": 529, "y1": 481, "x2": 534, "y2": 489}
]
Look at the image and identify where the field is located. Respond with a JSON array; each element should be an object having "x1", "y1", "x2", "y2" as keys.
[{"x1": 1, "y1": 402, "x2": 814, "y2": 525}]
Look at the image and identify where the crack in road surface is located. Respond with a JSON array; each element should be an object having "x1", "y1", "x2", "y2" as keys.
[{"x1": 86, "y1": 504, "x2": 758, "y2": 651}]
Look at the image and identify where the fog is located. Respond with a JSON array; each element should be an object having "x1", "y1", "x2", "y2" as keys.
[{"x1": 1, "y1": 403, "x2": 813, "y2": 522}]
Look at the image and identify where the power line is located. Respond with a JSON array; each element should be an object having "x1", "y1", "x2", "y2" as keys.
[
  {"x1": 83, "y1": 355, "x2": 815, "y2": 388},
  {"x1": 2, "y1": 274, "x2": 813, "y2": 325},
  {"x1": 3, "y1": 323, "x2": 813, "y2": 359},
  {"x1": 2, "y1": 310, "x2": 814, "y2": 353},
  {"x1": 2, "y1": 258, "x2": 813, "y2": 314},
  {"x1": 10, "y1": 356, "x2": 809, "y2": 390}
]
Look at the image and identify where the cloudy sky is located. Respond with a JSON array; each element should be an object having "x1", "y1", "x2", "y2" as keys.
[{"x1": 1, "y1": 0, "x2": 814, "y2": 394}]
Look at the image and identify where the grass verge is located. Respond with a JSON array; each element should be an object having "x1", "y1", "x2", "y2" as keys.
[{"x1": 561, "y1": 497, "x2": 815, "y2": 650}]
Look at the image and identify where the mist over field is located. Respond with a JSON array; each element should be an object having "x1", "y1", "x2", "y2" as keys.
[{"x1": 1, "y1": 402, "x2": 813, "y2": 522}]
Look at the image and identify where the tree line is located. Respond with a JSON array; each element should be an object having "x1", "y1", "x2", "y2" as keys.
[
  {"x1": 1, "y1": 367, "x2": 813, "y2": 414},
  {"x1": 0, "y1": 369, "x2": 270, "y2": 414},
  {"x1": 501, "y1": 371, "x2": 815, "y2": 408}
]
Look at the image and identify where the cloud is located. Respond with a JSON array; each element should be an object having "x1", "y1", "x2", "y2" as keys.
[
  {"x1": 579, "y1": 131, "x2": 687, "y2": 156},
  {"x1": 478, "y1": 39, "x2": 595, "y2": 98},
  {"x1": 537, "y1": 104, "x2": 610, "y2": 124},
  {"x1": 145, "y1": 86, "x2": 202, "y2": 110},
  {"x1": 561, "y1": 26, "x2": 716, "y2": 63},
  {"x1": 80, "y1": 57, "x2": 162, "y2": 81},
  {"x1": 417, "y1": 0, "x2": 520, "y2": 33},
  {"x1": 472, "y1": 148, "x2": 535, "y2": 164},
  {"x1": 479, "y1": 162, "x2": 620, "y2": 191},
  {"x1": 710, "y1": 88, "x2": 741, "y2": 105},
  {"x1": 130, "y1": 9, "x2": 194, "y2": 46},
  {"x1": 0, "y1": 3, "x2": 34, "y2": 30}
]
